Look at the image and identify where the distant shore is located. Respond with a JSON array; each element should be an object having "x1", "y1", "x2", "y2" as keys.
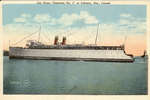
[{"x1": 3, "y1": 50, "x2": 9, "y2": 56}]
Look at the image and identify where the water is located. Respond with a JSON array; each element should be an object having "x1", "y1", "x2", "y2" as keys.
[{"x1": 3, "y1": 56, "x2": 148, "y2": 95}]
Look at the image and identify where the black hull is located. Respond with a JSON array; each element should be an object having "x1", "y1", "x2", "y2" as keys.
[{"x1": 9, "y1": 56, "x2": 134, "y2": 63}]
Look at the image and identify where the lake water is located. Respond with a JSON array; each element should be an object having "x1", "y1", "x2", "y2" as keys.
[{"x1": 3, "y1": 56, "x2": 148, "y2": 95}]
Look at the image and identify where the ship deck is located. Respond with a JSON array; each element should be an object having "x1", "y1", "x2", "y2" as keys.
[{"x1": 27, "y1": 45, "x2": 124, "y2": 50}]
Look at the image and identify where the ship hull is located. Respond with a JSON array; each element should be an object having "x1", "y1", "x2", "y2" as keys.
[
  {"x1": 9, "y1": 47, "x2": 134, "y2": 62},
  {"x1": 9, "y1": 56, "x2": 134, "y2": 62}
]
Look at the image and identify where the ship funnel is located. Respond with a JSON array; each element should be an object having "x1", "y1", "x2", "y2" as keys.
[
  {"x1": 62, "y1": 36, "x2": 66, "y2": 45},
  {"x1": 54, "y1": 36, "x2": 59, "y2": 45}
]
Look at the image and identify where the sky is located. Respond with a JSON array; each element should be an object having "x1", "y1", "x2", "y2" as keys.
[{"x1": 3, "y1": 4, "x2": 147, "y2": 56}]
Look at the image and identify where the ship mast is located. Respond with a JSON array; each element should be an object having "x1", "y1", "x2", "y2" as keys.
[
  {"x1": 95, "y1": 24, "x2": 99, "y2": 45},
  {"x1": 38, "y1": 25, "x2": 41, "y2": 42},
  {"x1": 123, "y1": 36, "x2": 127, "y2": 47}
]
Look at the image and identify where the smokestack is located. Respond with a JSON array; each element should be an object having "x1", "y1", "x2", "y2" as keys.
[
  {"x1": 54, "y1": 36, "x2": 59, "y2": 45},
  {"x1": 62, "y1": 36, "x2": 66, "y2": 45}
]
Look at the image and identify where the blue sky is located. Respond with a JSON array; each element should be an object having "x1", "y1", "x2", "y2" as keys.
[
  {"x1": 3, "y1": 4, "x2": 147, "y2": 52},
  {"x1": 3, "y1": 4, "x2": 146, "y2": 25},
  {"x1": 3, "y1": 4, "x2": 146, "y2": 49}
]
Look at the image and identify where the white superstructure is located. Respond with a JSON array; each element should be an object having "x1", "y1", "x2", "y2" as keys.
[{"x1": 9, "y1": 47, "x2": 134, "y2": 62}]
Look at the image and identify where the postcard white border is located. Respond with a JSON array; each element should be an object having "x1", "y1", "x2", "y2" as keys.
[{"x1": 0, "y1": 1, "x2": 150, "y2": 100}]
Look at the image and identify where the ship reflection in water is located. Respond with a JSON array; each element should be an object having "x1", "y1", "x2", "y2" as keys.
[{"x1": 3, "y1": 56, "x2": 147, "y2": 94}]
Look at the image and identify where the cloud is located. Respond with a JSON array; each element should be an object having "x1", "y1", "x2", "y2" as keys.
[
  {"x1": 5, "y1": 12, "x2": 146, "y2": 46},
  {"x1": 13, "y1": 11, "x2": 99, "y2": 27},
  {"x1": 84, "y1": 16, "x2": 98, "y2": 24},
  {"x1": 58, "y1": 13, "x2": 80, "y2": 26},
  {"x1": 120, "y1": 13, "x2": 136, "y2": 22},
  {"x1": 14, "y1": 17, "x2": 26, "y2": 23},
  {"x1": 80, "y1": 11, "x2": 98, "y2": 24},
  {"x1": 21, "y1": 13, "x2": 31, "y2": 18},
  {"x1": 14, "y1": 13, "x2": 31, "y2": 23},
  {"x1": 119, "y1": 19, "x2": 130, "y2": 25},
  {"x1": 120, "y1": 13, "x2": 131, "y2": 18},
  {"x1": 58, "y1": 11, "x2": 99, "y2": 26},
  {"x1": 34, "y1": 14, "x2": 52, "y2": 23},
  {"x1": 118, "y1": 13, "x2": 146, "y2": 35},
  {"x1": 32, "y1": 11, "x2": 99, "y2": 26},
  {"x1": 7, "y1": 12, "x2": 146, "y2": 37}
]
